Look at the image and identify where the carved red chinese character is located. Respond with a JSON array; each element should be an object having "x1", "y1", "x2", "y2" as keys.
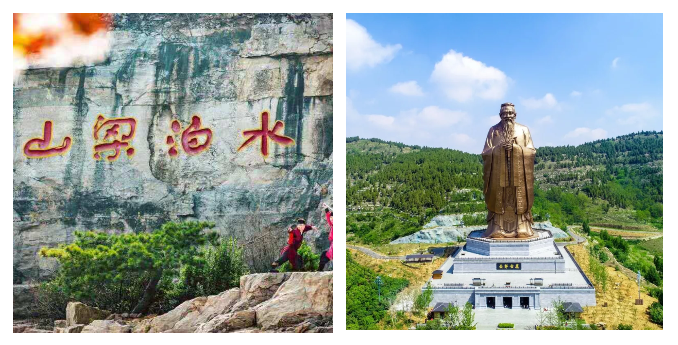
[
  {"x1": 237, "y1": 111, "x2": 295, "y2": 157},
  {"x1": 23, "y1": 120, "x2": 72, "y2": 158},
  {"x1": 166, "y1": 115, "x2": 213, "y2": 157},
  {"x1": 92, "y1": 114, "x2": 136, "y2": 162}
]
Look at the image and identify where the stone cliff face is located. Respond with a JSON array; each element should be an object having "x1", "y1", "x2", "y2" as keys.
[{"x1": 13, "y1": 13, "x2": 333, "y2": 282}]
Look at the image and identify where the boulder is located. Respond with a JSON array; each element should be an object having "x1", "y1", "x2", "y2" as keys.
[
  {"x1": 13, "y1": 324, "x2": 29, "y2": 333},
  {"x1": 254, "y1": 272, "x2": 332, "y2": 330},
  {"x1": 54, "y1": 319, "x2": 67, "y2": 328},
  {"x1": 55, "y1": 324, "x2": 85, "y2": 333},
  {"x1": 66, "y1": 302, "x2": 112, "y2": 326},
  {"x1": 195, "y1": 310, "x2": 256, "y2": 333},
  {"x1": 231, "y1": 273, "x2": 290, "y2": 311},
  {"x1": 136, "y1": 288, "x2": 241, "y2": 333},
  {"x1": 81, "y1": 320, "x2": 132, "y2": 333},
  {"x1": 100, "y1": 272, "x2": 331, "y2": 333},
  {"x1": 22, "y1": 328, "x2": 53, "y2": 333}
]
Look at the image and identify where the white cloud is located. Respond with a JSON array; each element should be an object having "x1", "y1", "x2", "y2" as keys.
[
  {"x1": 430, "y1": 49, "x2": 509, "y2": 102},
  {"x1": 366, "y1": 114, "x2": 395, "y2": 127},
  {"x1": 486, "y1": 115, "x2": 500, "y2": 125},
  {"x1": 450, "y1": 133, "x2": 474, "y2": 146},
  {"x1": 521, "y1": 93, "x2": 560, "y2": 110},
  {"x1": 607, "y1": 102, "x2": 652, "y2": 113},
  {"x1": 408, "y1": 106, "x2": 468, "y2": 127},
  {"x1": 536, "y1": 115, "x2": 554, "y2": 125},
  {"x1": 389, "y1": 81, "x2": 424, "y2": 96},
  {"x1": 570, "y1": 91, "x2": 582, "y2": 97},
  {"x1": 611, "y1": 57, "x2": 620, "y2": 68},
  {"x1": 564, "y1": 127, "x2": 608, "y2": 142},
  {"x1": 606, "y1": 102, "x2": 656, "y2": 127},
  {"x1": 346, "y1": 98, "x2": 475, "y2": 150},
  {"x1": 346, "y1": 19, "x2": 402, "y2": 71}
]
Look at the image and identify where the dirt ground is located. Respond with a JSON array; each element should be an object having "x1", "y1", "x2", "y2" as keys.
[{"x1": 568, "y1": 244, "x2": 662, "y2": 330}]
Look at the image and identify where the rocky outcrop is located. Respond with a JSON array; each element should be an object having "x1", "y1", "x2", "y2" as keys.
[
  {"x1": 55, "y1": 324, "x2": 85, "y2": 333},
  {"x1": 66, "y1": 302, "x2": 112, "y2": 326},
  {"x1": 13, "y1": 284, "x2": 35, "y2": 318},
  {"x1": 13, "y1": 13, "x2": 333, "y2": 314},
  {"x1": 254, "y1": 270, "x2": 332, "y2": 330},
  {"x1": 82, "y1": 320, "x2": 132, "y2": 333},
  {"x1": 64, "y1": 272, "x2": 332, "y2": 333}
]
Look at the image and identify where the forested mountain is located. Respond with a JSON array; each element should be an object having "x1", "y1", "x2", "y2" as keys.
[{"x1": 347, "y1": 131, "x2": 663, "y2": 244}]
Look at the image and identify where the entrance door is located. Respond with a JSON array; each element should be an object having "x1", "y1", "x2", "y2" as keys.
[
  {"x1": 503, "y1": 297, "x2": 513, "y2": 309},
  {"x1": 486, "y1": 297, "x2": 495, "y2": 309},
  {"x1": 520, "y1": 297, "x2": 530, "y2": 309}
]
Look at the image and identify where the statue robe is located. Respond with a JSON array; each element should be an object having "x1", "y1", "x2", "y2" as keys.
[{"x1": 481, "y1": 122, "x2": 536, "y2": 238}]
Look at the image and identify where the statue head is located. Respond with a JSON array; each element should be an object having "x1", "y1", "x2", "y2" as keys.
[{"x1": 499, "y1": 103, "x2": 517, "y2": 120}]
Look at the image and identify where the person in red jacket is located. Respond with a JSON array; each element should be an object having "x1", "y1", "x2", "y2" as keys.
[
  {"x1": 318, "y1": 202, "x2": 333, "y2": 271},
  {"x1": 271, "y1": 218, "x2": 316, "y2": 271}
]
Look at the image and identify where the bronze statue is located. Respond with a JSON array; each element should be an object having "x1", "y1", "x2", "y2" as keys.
[{"x1": 481, "y1": 103, "x2": 536, "y2": 239}]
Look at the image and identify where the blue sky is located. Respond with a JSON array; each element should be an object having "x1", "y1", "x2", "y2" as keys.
[{"x1": 346, "y1": 13, "x2": 663, "y2": 153}]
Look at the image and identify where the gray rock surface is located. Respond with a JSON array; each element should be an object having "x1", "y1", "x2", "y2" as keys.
[
  {"x1": 81, "y1": 320, "x2": 132, "y2": 333},
  {"x1": 66, "y1": 301, "x2": 112, "y2": 326},
  {"x1": 13, "y1": 284, "x2": 35, "y2": 318},
  {"x1": 391, "y1": 216, "x2": 569, "y2": 244},
  {"x1": 13, "y1": 13, "x2": 333, "y2": 290},
  {"x1": 129, "y1": 272, "x2": 333, "y2": 333}
]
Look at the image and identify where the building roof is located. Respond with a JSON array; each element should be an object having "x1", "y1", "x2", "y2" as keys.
[
  {"x1": 562, "y1": 302, "x2": 583, "y2": 313},
  {"x1": 433, "y1": 270, "x2": 443, "y2": 274},
  {"x1": 431, "y1": 302, "x2": 454, "y2": 312}
]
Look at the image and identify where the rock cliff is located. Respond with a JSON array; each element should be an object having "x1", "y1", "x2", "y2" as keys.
[{"x1": 13, "y1": 13, "x2": 333, "y2": 286}]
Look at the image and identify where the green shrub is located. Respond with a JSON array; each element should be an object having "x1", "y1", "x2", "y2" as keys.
[
  {"x1": 413, "y1": 283, "x2": 433, "y2": 315},
  {"x1": 163, "y1": 237, "x2": 249, "y2": 311},
  {"x1": 278, "y1": 242, "x2": 320, "y2": 272},
  {"x1": 346, "y1": 251, "x2": 409, "y2": 330},
  {"x1": 538, "y1": 325, "x2": 559, "y2": 330},
  {"x1": 617, "y1": 323, "x2": 633, "y2": 330},
  {"x1": 649, "y1": 287, "x2": 663, "y2": 305},
  {"x1": 497, "y1": 323, "x2": 514, "y2": 328},
  {"x1": 648, "y1": 302, "x2": 663, "y2": 325},
  {"x1": 31, "y1": 278, "x2": 70, "y2": 319},
  {"x1": 598, "y1": 250, "x2": 609, "y2": 263},
  {"x1": 37, "y1": 222, "x2": 248, "y2": 316}
]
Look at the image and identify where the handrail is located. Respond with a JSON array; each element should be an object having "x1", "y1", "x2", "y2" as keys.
[
  {"x1": 455, "y1": 255, "x2": 562, "y2": 261},
  {"x1": 542, "y1": 285, "x2": 594, "y2": 290}
]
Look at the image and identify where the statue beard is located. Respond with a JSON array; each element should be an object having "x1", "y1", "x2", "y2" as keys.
[{"x1": 501, "y1": 117, "x2": 515, "y2": 143}]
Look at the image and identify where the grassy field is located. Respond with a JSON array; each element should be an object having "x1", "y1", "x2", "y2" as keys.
[
  {"x1": 590, "y1": 228, "x2": 661, "y2": 239},
  {"x1": 348, "y1": 248, "x2": 444, "y2": 285},
  {"x1": 356, "y1": 242, "x2": 456, "y2": 257},
  {"x1": 638, "y1": 237, "x2": 663, "y2": 254},
  {"x1": 579, "y1": 200, "x2": 661, "y2": 231},
  {"x1": 568, "y1": 244, "x2": 662, "y2": 330}
]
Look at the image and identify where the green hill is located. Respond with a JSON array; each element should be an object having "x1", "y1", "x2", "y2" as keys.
[{"x1": 346, "y1": 131, "x2": 663, "y2": 244}]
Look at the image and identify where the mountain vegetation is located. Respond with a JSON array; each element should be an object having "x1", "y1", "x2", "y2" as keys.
[{"x1": 347, "y1": 131, "x2": 663, "y2": 245}]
